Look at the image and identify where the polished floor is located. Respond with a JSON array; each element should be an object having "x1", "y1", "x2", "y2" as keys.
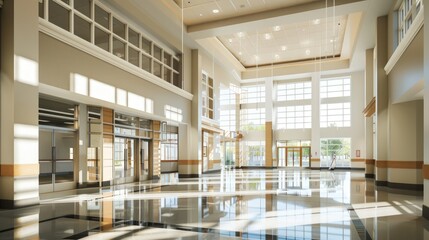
[{"x1": 0, "y1": 169, "x2": 428, "y2": 239}]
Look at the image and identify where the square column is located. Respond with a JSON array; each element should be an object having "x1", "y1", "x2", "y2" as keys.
[
  {"x1": 0, "y1": 0, "x2": 40, "y2": 208},
  {"x1": 422, "y1": 0, "x2": 429, "y2": 220}
]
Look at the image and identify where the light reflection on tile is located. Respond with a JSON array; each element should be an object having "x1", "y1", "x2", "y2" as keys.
[{"x1": 0, "y1": 169, "x2": 428, "y2": 239}]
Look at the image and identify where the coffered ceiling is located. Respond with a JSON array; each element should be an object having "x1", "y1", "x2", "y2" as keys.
[
  {"x1": 106, "y1": 0, "x2": 394, "y2": 80},
  {"x1": 217, "y1": 15, "x2": 347, "y2": 67}
]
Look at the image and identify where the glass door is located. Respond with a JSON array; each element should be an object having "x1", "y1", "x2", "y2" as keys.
[
  {"x1": 286, "y1": 147, "x2": 301, "y2": 167},
  {"x1": 140, "y1": 140, "x2": 150, "y2": 181},
  {"x1": 278, "y1": 147, "x2": 286, "y2": 167},
  {"x1": 114, "y1": 137, "x2": 137, "y2": 184},
  {"x1": 302, "y1": 147, "x2": 311, "y2": 167},
  {"x1": 39, "y1": 128, "x2": 75, "y2": 193}
]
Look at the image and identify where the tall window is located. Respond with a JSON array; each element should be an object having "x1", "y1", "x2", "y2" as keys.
[
  {"x1": 320, "y1": 77, "x2": 351, "y2": 128},
  {"x1": 202, "y1": 72, "x2": 214, "y2": 119},
  {"x1": 277, "y1": 105, "x2": 311, "y2": 129},
  {"x1": 241, "y1": 85, "x2": 265, "y2": 104},
  {"x1": 220, "y1": 88, "x2": 236, "y2": 131},
  {"x1": 320, "y1": 77, "x2": 350, "y2": 98},
  {"x1": 320, "y1": 103, "x2": 350, "y2": 128},
  {"x1": 276, "y1": 80, "x2": 312, "y2": 130},
  {"x1": 161, "y1": 125, "x2": 178, "y2": 162},
  {"x1": 240, "y1": 108, "x2": 265, "y2": 131},
  {"x1": 242, "y1": 141, "x2": 265, "y2": 166},
  {"x1": 277, "y1": 81, "x2": 311, "y2": 101}
]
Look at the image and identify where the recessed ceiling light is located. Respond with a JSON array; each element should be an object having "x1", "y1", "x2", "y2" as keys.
[
  {"x1": 305, "y1": 49, "x2": 311, "y2": 55},
  {"x1": 313, "y1": 19, "x2": 321, "y2": 25},
  {"x1": 273, "y1": 26, "x2": 281, "y2": 31},
  {"x1": 212, "y1": 9, "x2": 219, "y2": 13},
  {"x1": 281, "y1": 46, "x2": 287, "y2": 51},
  {"x1": 274, "y1": 54, "x2": 280, "y2": 59},
  {"x1": 264, "y1": 33, "x2": 272, "y2": 40},
  {"x1": 199, "y1": 13, "x2": 203, "y2": 16},
  {"x1": 228, "y1": 38, "x2": 233, "y2": 43},
  {"x1": 254, "y1": 55, "x2": 259, "y2": 60},
  {"x1": 237, "y1": 32, "x2": 245, "y2": 38},
  {"x1": 238, "y1": 51, "x2": 242, "y2": 55}
]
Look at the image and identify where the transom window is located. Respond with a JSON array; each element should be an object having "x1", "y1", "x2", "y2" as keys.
[
  {"x1": 39, "y1": 0, "x2": 183, "y2": 88},
  {"x1": 320, "y1": 103, "x2": 350, "y2": 128},
  {"x1": 320, "y1": 77, "x2": 350, "y2": 98},
  {"x1": 277, "y1": 105, "x2": 311, "y2": 129},
  {"x1": 277, "y1": 81, "x2": 311, "y2": 101}
]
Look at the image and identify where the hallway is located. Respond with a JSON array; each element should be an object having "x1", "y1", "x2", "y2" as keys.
[{"x1": 0, "y1": 169, "x2": 426, "y2": 239}]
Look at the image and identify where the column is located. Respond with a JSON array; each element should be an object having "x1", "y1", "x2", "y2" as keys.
[
  {"x1": 422, "y1": 0, "x2": 429, "y2": 220},
  {"x1": 0, "y1": 0, "x2": 40, "y2": 208},
  {"x1": 77, "y1": 104, "x2": 88, "y2": 187},
  {"x1": 178, "y1": 49, "x2": 202, "y2": 177},
  {"x1": 375, "y1": 16, "x2": 388, "y2": 186},
  {"x1": 310, "y1": 73, "x2": 320, "y2": 169},
  {"x1": 265, "y1": 77, "x2": 273, "y2": 167},
  {"x1": 364, "y1": 49, "x2": 375, "y2": 178}
]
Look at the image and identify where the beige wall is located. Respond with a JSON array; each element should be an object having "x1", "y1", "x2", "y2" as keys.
[
  {"x1": 39, "y1": 33, "x2": 192, "y2": 124},
  {"x1": 388, "y1": 29, "x2": 424, "y2": 104}
]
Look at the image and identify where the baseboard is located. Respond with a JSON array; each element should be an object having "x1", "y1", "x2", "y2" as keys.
[
  {"x1": 179, "y1": 174, "x2": 200, "y2": 178},
  {"x1": 0, "y1": 197, "x2": 39, "y2": 209},
  {"x1": 239, "y1": 166, "x2": 277, "y2": 169},
  {"x1": 101, "y1": 181, "x2": 111, "y2": 187},
  {"x1": 376, "y1": 180, "x2": 423, "y2": 191},
  {"x1": 423, "y1": 205, "x2": 429, "y2": 220},
  {"x1": 161, "y1": 171, "x2": 179, "y2": 174},
  {"x1": 203, "y1": 169, "x2": 222, "y2": 174},
  {"x1": 77, "y1": 182, "x2": 99, "y2": 188},
  {"x1": 365, "y1": 173, "x2": 375, "y2": 178}
]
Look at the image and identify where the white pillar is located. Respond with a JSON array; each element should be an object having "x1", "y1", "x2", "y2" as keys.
[
  {"x1": 0, "y1": 0, "x2": 40, "y2": 208},
  {"x1": 311, "y1": 73, "x2": 321, "y2": 168}
]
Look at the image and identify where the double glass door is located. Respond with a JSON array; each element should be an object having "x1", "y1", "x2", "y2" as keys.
[
  {"x1": 39, "y1": 128, "x2": 75, "y2": 193},
  {"x1": 114, "y1": 137, "x2": 151, "y2": 184},
  {"x1": 278, "y1": 147, "x2": 311, "y2": 167}
]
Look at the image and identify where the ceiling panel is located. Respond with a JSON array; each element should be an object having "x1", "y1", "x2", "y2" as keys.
[{"x1": 218, "y1": 15, "x2": 348, "y2": 67}]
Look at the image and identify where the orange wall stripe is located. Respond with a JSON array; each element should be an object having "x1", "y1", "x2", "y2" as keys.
[
  {"x1": 0, "y1": 164, "x2": 39, "y2": 177},
  {"x1": 178, "y1": 160, "x2": 200, "y2": 165},
  {"x1": 365, "y1": 159, "x2": 375, "y2": 165},
  {"x1": 376, "y1": 160, "x2": 423, "y2": 169},
  {"x1": 423, "y1": 165, "x2": 429, "y2": 179}
]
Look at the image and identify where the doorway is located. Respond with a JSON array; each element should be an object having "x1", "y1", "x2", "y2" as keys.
[
  {"x1": 39, "y1": 128, "x2": 76, "y2": 193},
  {"x1": 140, "y1": 140, "x2": 151, "y2": 181},
  {"x1": 277, "y1": 146, "x2": 311, "y2": 167},
  {"x1": 114, "y1": 137, "x2": 137, "y2": 185}
]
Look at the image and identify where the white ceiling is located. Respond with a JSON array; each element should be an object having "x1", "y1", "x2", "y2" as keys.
[
  {"x1": 217, "y1": 15, "x2": 347, "y2": 67},
  {"x1": 105, "y1": 0, "x2": 394, "y2": 80},
  {"x1": 173, "y1": 0, "x2": 318, "y2": 25}
]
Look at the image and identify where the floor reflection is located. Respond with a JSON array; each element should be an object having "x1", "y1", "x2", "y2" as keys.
[{"x1": 0, "y1": 169, "x2": 427, "y2": 239}]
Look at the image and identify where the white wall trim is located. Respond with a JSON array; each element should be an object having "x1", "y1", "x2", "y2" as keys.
[
  {"x1": 384, "y1": 7, "x2": 424, "y2": 75},
  {"x1": 39, "y1": 19, "x2": 193, "y2": 101}
]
